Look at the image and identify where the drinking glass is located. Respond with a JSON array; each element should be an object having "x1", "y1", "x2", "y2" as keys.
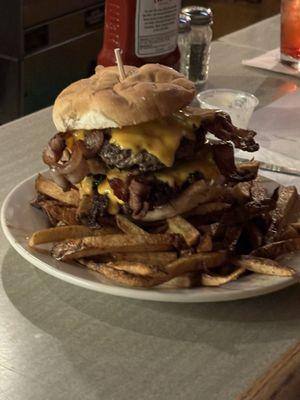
[
  {"x1": 281, "y1": 0, "x2": 300, "y2": 70},
  {"x1": 197, "y1": 89, "x2": 259, "y2": 129}
]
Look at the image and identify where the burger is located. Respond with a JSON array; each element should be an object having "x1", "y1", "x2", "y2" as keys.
[{"x1": 41, "y1": 63, "x2": 259, "y2": 227}]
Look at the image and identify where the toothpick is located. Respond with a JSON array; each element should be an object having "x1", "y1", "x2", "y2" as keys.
[{"x1": 114, "y1": 48, "x2": 126, "y2": 81}]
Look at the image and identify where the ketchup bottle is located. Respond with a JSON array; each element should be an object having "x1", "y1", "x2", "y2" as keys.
[{"x1": 98, "y1": 0, "x2": 181, "y2": 69}]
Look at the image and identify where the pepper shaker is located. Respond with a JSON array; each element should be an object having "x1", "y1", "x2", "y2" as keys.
[{"x1": 181, "y1": 6, "x2": 213, "y2": 84}]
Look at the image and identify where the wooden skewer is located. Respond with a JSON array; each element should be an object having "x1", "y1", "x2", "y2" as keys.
[{"x1": 114, "y1": 48, "x2": 126, "y2": 81}]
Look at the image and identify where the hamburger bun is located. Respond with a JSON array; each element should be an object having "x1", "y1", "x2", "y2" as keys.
[{"x1": 53, "y1": 64, "x2": 195, "y2": 132}]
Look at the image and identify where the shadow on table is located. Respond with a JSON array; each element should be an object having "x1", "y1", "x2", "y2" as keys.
[{"x1": 2, "y1": 247, "x2": 300, "y2": 352}]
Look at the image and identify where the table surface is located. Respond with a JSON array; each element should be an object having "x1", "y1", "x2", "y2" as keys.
[{"x1": 1, "y1": 16, "x2": 300, "y2": 400}]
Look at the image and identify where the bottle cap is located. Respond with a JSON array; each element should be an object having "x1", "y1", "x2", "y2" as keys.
[
  {"x1": 178, "y1": 13, "x2": 191, "y2": 33},
  {"x1": 181, "y1": 6, "x2": 213, "y2": 26}
]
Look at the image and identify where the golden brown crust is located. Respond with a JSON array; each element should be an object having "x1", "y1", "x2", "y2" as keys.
[{"x1": 52, "y1": 64, "x2": 195, "y2": 131}]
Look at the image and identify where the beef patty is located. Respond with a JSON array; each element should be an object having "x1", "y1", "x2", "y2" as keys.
[{"x1": 99, "y1": 136, "x2": 204, "y2": 172}]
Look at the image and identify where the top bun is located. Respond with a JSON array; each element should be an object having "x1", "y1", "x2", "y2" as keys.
[{"x1": 53, "y1": 64, "x2": 195, "y2": 132}]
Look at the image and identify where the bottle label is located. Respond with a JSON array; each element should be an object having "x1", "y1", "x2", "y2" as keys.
[{"x1": 135, "y1": 0, "x2": 180, "y2": 57}]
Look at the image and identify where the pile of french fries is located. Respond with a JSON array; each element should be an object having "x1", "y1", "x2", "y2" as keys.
[{"x1": 29, "y1": 173, "x2": 300, "y2": 289}]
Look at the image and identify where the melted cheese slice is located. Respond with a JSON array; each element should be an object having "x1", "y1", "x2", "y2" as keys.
[
  {"x1": 155, "y1": 146, "x2": 220, "y2": 188},
  {"x1": 98, "y1": 180, "x2": 124, "y2": 215},
  {"x1": 97, "y1": 169, "x2": 127, "y2": 215},
  {"x1": 110, "y1": 118, "x2": 195, "y2": 167},
  {"x1": 79, "y1": 176, "x2": 93, "y2": 197},
  {"x1": 66, "y1": 129, "x2": 86, "y2": 150}
]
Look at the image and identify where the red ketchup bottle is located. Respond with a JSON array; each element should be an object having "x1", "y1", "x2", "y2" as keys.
[{"x1": 98, "y1": 0, "x2": 181, "y2": 69}]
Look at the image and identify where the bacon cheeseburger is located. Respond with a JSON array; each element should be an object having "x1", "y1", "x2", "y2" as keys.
[{"x1": 42, "y1": 64, "x2": 259, "y2": 225}]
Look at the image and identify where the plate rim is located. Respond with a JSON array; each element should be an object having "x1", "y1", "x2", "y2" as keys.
[{"x1": 1, "y1": 171, "x2": 298, "y2": 303}]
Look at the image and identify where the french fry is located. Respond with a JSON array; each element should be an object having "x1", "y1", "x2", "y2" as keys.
[
  {"x1": 229, "y1": 181, "x2": 251, "y2": 203},
  {"x1": 76, "y1": 195, "x2": 93, "y2": 224},
  {"x1": 238, "y1": 160, "x2": 259, "y2": 175},
  {"x1": 245, "y1": 222, "x2": 263, "y2": 250},
  {"x1": 265, "y1": 186, "x2": 298, "y2": 243},
  {"x1": 90, "y1": 260, "x2": 163, "y2": 277},
  {"x1": 116, "y1": 215, "x2": 149, "y2": 236},
  {"x1": 80, "y1": 251, "x2": 226, "y2": 288},
  {"x1": 291, "y1": 222, "x2": 300, "y2": 233},
  {"x1": 191, "y1": 202, "x2": 230, "y2": 216},
  {"x1": 279, "y1": 225, "x2": 299, "y2": 240},
  {"x1": 223, "y1": 225, "x2": 242, "y2": 252},
  {"x1": 232, "y1": 256, "x2": 296, "y2": 277},
  {"x1": 82, "y1": 261, "x2": 159, "y2": 287},
  {"x1": 250, "y1": 179, "x2": 269, "y2": 203},
  {"x1": 110, "y1": 252, "x2": 177, "y2": 267},
  {"x1": 163, "y1": 251, "x2": 227, "y2": 277},
  {"x1": 40, "y1": 201, "x2": 78, "y2": 226},
  {"x1": 167, "y1": 216, "x2": 200, "y2": 246},
  {"x1": 35, "y1": 174, "x2": 79, "y2": 206},
  {"x1": 196, "y1": 233, "x2": 213, "y2": 252},
  {"x1": 28, "y1": 225, "x2": 118, "y2": 247},
  {"x1": 201, "y1": 266, "x2": 245, "y2": 286},
  {"x1": 252, "y1": 238, "x2": 300, "y2": 259},
  {"x1": 160, "y1": 273, "x2": 200, "y2": 288},
  {"x1": 52, "y1": 233, "x2": 178, "y2": 260},
  {"x1": 198, "y1": 223, "x2": 225, "y2": 240}
]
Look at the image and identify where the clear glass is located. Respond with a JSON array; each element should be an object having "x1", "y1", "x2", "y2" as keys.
[
  {"x1": 188, "y1": 24, "x2": 212, "y2": 84},
  {"x1": 178, "y1": 31, "x2": 191, "y2": 77},
  {"x1": 281, "y1": 0, "x2": 300, "y2": 70},
  {"x1": 197, "y1": 89, "x2": 259, "y2": 129}
]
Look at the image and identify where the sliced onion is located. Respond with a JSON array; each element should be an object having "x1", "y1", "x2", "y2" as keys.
[
  {"x1": 52, "y1": 141, "x2": 89, "y2": 184},
  {"x1": 42, "y1": 133, "x2": 66, "y2": 165},
  {"x1": 56, "y1": 142, "x2": 83, "y2": 175},
  {"x1": 65, "y1": 160, "x2": 89, "y2": 184}
]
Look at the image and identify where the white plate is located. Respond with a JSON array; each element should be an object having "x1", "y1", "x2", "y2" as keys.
[{"x1": 1, "y1": 172, "x2": 300, "y2": 303}]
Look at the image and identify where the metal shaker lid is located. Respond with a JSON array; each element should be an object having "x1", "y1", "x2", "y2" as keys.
[
  {"x1": 181, "y1": 6, "x2": 213, "y2": 25},
  {"x1": 178, "y1": 13, "x2": 191, "y2": 33}
]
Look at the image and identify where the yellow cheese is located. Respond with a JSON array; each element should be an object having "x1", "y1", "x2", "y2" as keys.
[
  {"x1": 155, "y1": 145, "x2": 220, "y2": 188},
  {"x1": 98, "y1": 179, "x2": 124, "y2": 215},
  {"x1": 76, "y1": 176, "x2": 93, "y2": 199},
  {"x1": 81, "y1": 176, "x2": 93, "y2": 196},
  {"x1": 65, "y1": 136, "x2": 74, "y2": 150},
  {"x1": 66, "y1": 129, "x2": 86, "y2": 150},
  {"x1": 73, "y1": 129, "x2": 86, "y2": 141},
  {"x1": 110, "y1": 118, "x2": 195, "y2": 167},
  {"x1": 106, "y1": 168, "x2": 129, "y2": 181}
]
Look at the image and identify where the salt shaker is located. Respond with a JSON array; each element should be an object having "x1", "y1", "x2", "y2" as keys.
[
  {"x1": 181, "y1": 6, "x2": 213, "y2": 84},
  {"x1": 178, "y1": 14, "x2": 191, "y2": 77}
]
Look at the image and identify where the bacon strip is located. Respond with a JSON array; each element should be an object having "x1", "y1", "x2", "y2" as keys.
[
  {"x1": 202, "y1": 111, "x2": 259, "y2": 152},
  {"x1": 212, "y1": 142, "x2": 258, "y2": 182}
]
